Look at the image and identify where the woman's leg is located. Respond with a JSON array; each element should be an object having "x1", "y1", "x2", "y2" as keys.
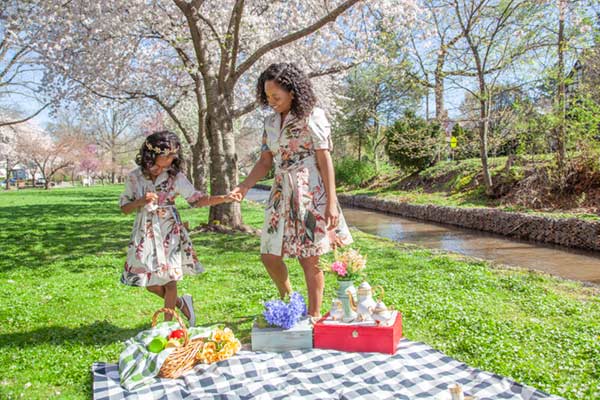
[
  {"x1": 298, "y1": 255, "x2": 324, "y2": 318},
  {"x1": 148, "y1": 283, "x2": 190, "y2": 320},
  {"x1": 261, "y1": 254, "x2": 292, "y2": 299}
]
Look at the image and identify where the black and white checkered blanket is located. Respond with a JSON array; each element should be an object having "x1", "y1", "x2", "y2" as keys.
[{"x1": 92, "y1": 339, "x2": 561, "y2": 399}]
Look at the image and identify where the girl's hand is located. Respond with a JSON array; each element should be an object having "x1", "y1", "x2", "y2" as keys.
[
  {"x1": 225, "y1": 192, "x2": 243, "y2": 203},
  {"x1": 229, "y1": 185, "x2": 249, "y2": 202},
  {"x1": 143, "y1": 192, "x2": 158, "y2": 205},
  {"x1": 325, "y1": 203, "x2": 339, "y2": 230}
]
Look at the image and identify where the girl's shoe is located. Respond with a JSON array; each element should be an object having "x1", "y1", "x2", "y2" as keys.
[{"x1": 181, "y1": 294, "x2": 196, "y2": 327}]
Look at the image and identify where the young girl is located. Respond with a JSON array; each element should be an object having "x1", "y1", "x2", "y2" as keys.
[
  {"x1": 231, "y1": 63, "x2": 353, "y2": 320},
  {"x1": 120, "y1": 130, "x2": 239, "y2": 325}
]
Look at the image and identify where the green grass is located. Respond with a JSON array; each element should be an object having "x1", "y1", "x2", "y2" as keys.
[{"x1": 0, "y1": 186, "x2": 599, "y2": 399}]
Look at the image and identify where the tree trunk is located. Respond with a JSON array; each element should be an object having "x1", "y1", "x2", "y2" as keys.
[
  {"x1": 425, "y1": 89, "x2": 430, "y2": 120},
  {"x1": 191, "y1": 136, "x2": 208, "y2": 194},
  {"x1": 5, "y1": 157, "x2": 10, "y2": 190},
  {"x1": 205, "y1": 94, "x2": 242, "y2": 228},
  {"x1": 479, "y1": 97, "x2": 493, "y2": 193},
  {"x1": 373, "y1": 120, "x2": 380, "y2": 172},
  {"x1": 111, "y1": 148, "x2": 117, "y2": 184},
  {"x1": 358, "y1": 132, "x2": 362, "y2": 162},
  {"x1": 434, "y1": 55, "x2": 445, "y2": 123},
  {"x1": 556, "y1": 0, "x2": 567, "y2": 169}
]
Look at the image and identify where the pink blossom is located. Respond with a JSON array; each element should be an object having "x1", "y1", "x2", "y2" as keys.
[{"x1": 331, "y1": 261, "x2": 347, "y2": 277}]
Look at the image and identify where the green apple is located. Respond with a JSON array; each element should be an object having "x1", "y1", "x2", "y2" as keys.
[{"x1": 148, "y1": 336, "x2": 168, "y2": 353}]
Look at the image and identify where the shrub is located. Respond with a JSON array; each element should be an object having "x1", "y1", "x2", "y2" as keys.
[
  {"x1": 334, "y1": 158, "x2": 377, "y2": 187},
  {"x1": 385, "y1": 111, "x2": 444, "y2": 171}
]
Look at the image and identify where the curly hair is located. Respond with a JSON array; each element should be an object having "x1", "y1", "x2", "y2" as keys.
[
  {"x1": 256, "y1": 63, "x2": 317, "y2": 119},
  {"x1": 135, "y1": 130, "x2": 183, "y2": 177}
]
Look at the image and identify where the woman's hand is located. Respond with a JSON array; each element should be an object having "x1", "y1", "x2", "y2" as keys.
[
  {"x1": 224, "y1": 192, "x2": 243, "y2": 203},
  {"x1": 325, "y1": 202, "x2": 339, "y2": 230},
  {"x1": 229, "y1": 185, "x2": 249, "y2": 202}
]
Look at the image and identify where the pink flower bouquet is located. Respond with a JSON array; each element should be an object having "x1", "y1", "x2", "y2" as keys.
[{"x1": 320, "y1": 248, "x2": 367, "y2": 281}]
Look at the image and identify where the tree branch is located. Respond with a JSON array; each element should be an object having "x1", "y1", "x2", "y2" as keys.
[
  {"x1": 226, "y1": 0, "x2": 245, "y2": 83},
  {"x1": 308, "y1": 62, "x2": 358, "y2": 78},
  {"x1": 0, "y1": 103, "x2": 50, "y2": 128},
  {"x1": 233, "y1": 0, "x2": 362, "y2": 82},
  {"x1": 233, "y1": 100, "x2": 257, "y2": 118}
]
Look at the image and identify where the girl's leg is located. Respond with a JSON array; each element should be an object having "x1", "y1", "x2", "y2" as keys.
[
  {"x1": 298, "y1": 255, "x2": 324, "y2": 318},
  {"x1": 147, "y1": 284, "x2": 190, "y2": 320},
  {"x1": 261, "y1": 254, "x2": 292, "y2": 299},
  {"x1": 163, "y1": 281, "x2": 178, "y2": 321},
  {"x1": 146, "y1": 285, "x2": 165, "y2": 298}
]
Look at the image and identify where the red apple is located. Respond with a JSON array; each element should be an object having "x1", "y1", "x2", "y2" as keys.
[{"x1": 168, "y1": 329, "x2": 185, "y2": 340}]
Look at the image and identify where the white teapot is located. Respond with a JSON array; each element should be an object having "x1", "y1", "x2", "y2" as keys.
[
  {"x1": 329, "y1": 298, "x2": 344, "y2": 321},
  {"x1": 372, "y1": 299, "x2": 394, "y2": 325},
  {"x1": 347, "y1": 282, "x2": 382, "y2": 322}
]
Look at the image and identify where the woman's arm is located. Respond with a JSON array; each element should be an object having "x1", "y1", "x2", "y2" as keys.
[
  {"x1": 232, "y1": 151, "x2": 274, "y2": 199},
  {"x1": 315, "y1": 149, "x2": 339, "y2": 229}
]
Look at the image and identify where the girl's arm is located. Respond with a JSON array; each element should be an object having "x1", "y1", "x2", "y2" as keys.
[
  {"x1": 233, "y1": 150, "x2": 274, "y2": 199},
  {"x1": 121, "y1": 192, "x2": 157, "y2": 214},
  {"x1": 190, "y1": 193, "x2": 239, "y2": 208},
  {"x1": 176, "y1": 172, "x2": 240, "y2": 208},
  {"x1": 315, "y1": 149, "x2": 339, "y2": 229}
]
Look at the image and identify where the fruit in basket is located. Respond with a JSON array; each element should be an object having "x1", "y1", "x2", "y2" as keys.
[
  {"x1": 168, "y1": 329, "x2": 185, "y2": 340},
  {"x1": 148, "y1": 336, "x2": 168, "y2": 353},
  {"x1": 165, "y1": 338, "x2": 182, "y2": 349}
]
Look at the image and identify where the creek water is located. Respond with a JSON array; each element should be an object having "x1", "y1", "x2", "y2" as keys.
[{"x1": 246, "y1": 188, "x2": 600, "y2": 284}]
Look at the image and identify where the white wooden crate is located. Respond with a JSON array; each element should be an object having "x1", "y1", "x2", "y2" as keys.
[{"x1": 251, "y1": 317, "x2": 313, "y2": 352}]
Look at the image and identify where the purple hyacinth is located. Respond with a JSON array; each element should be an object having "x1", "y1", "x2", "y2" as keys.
[{"x1": 263, "y1": 291, "x2": 307, "y2": 329}]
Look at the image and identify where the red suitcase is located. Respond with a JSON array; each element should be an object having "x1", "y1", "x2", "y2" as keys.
[{"x1": 313, "y1": 312, "x2": 403, "y2": 354}]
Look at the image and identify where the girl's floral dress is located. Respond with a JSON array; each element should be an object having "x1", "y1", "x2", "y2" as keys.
[
  {"x1": 261, "y1": 107, "x2": 353, "y2": 258},
  {"x1": 119, "y1": 168, "x2": 204, "y2": 287}
]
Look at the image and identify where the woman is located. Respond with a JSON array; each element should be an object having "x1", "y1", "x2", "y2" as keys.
[{"x1": 231, "y1": 63, "x2": 353, "y2": 319}]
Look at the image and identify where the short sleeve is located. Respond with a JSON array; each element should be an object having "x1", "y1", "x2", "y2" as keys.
[
  {"x1": 175, "y1": 173, "x2": 205, "y2": 207},
  {"x1": 308, "y1": 108, "x2": 332, "y2": 150},
  {"x1": 119, "y1": 173, "x2": 137, "y2": 207}
]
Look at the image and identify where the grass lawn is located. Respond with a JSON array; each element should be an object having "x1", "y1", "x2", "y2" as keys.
[{"x1": 0, "y1": 185, "x2": 599, "y2": 399}]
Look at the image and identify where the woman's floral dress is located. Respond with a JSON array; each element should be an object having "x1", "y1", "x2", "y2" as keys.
[
  {"x1": 119, "y1": 168, "x2": 204, "y2": 287},
  {"x1": 261, "y1": 107, "x2": 353, "y2": 258}
]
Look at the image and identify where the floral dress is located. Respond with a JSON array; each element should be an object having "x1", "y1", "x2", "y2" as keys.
[
  {"x1": 261, "y1": 107, "x2": 353, "y2": 258},
  {"x1": 119, "y1": 168, "x2": 204, "y2": 287}
]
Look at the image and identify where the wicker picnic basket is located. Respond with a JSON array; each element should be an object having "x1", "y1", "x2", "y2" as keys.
[{"x1": 151, "y1": 307, "x2": 205, "y2": 379}]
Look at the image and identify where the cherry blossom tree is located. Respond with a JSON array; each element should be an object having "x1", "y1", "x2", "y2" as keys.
[
  {"x1": 15, "y1": 0, "x2": 418, "y2": 227},
  {"x1": 388, "y1": 0, "x2": 463, "y2": 123},
  {"x1": 0, "y1": 123, "x2": 17, "y2": 189},
  {"x1": 15, "y1": 122, "x2": 78, "y2": 189},
  {"x1": 80, "y1": 101, "x2": 141, "y2": 183},
  {"x1": 0, "y1": 1, "x2": 49, "y2": 127}
]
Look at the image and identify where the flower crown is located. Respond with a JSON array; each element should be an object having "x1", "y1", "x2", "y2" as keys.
[{"x1": 145, "y1": 141, "x2": 179, "y2": 156}]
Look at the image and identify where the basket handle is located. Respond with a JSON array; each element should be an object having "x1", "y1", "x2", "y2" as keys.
[{"x1": 151, "y1": 307, "x2": 190, "y2": 347}]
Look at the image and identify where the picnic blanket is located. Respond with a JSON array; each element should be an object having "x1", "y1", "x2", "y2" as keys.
[{"x1": 93, "y1": 338, "x2": 562, "y2": 399}]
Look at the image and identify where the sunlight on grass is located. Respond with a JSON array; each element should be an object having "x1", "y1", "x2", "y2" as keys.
[{"x1": 0, "y1": 186, "x2": 598, "y2": 399}]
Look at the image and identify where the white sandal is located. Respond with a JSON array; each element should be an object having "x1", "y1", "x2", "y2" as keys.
[{"x1": 179, "y1": 295, "x2": 196, "y2": 327}]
